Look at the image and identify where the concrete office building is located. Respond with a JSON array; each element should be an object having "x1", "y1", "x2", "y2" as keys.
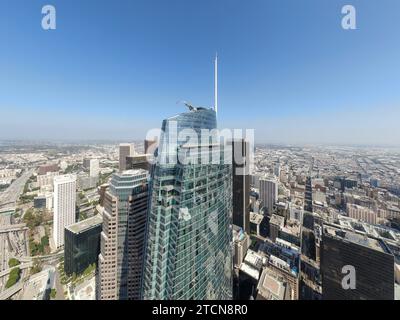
[
  {"x1": 53, "y1": 174, "x2": 77, "y2": 248},
  {"x1": 126, "y1": 154, "x2": 151, "y2": 171},
  {"x1": 250, "y1": 174, "x2": 261, "y2": 189},
  {"x1": 238, "y1": 249, "x2": 264, "y2": 299},
  {"x1": 77, "y1": 173, "x2": 99, "y2": 190},
  {"x1": 37, "y1": 171, "x2": 59, "y2": 189},
  {"x1": 119, "y1": 143, "x2": 134, "y2": 172},
  {"x1": 269, "y1": 214, "x2": 285, "y2": 242},
  {"x1": 84, "y1": 158, "x2": 100, "y2": 178},
  {"x1": 259, "y1": 178, "x2": 278, "y2": 215},
  {"x1": 289, "y1": 204, "x2": 304, "y2": 222},
  {"x1": 38, "y1": 163, "x2": 59, "y2": 175},
  {"x1": 346, "y1": 203, "x2": 377, "y2": 225},
  {"x1": 98, "y1": 183, "x2": 109, "y2": 207},
  {"x1": 144, "y1": 139, "x2": 157, "y2": 155},
  {"x1": 233, "y1": 225, "x2": 250, "y2": 268},
  {"x1": 250, "y1": 212, "x2": 267, "y2": 237},
  {"x1": 273, "y1": 163, "x2": 281, "y2": 180},
  {"x1": 97, "y1": 169, "x2": 149, "y2": 300}
]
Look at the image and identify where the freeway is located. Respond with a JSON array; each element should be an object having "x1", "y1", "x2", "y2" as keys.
[
  {"x1": 18, "y1": 250, "x2": 64, "y2": 264},
  {"x1": 0, "y1": 224, "x2": 28, "y2": 233},
  {"x1": 0, "y1": 282, "x2": 23, "y2": 300},
  {"x1": 0, "y1": 168, "x2": 35, "y2": 208},
  {"x1": 0, "y1": 262, "x2": 32, "y2": 278}
]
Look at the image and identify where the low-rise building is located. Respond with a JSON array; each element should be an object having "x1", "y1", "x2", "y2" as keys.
[{"x1": 256, "y1": 267, "x2": 292, "y2": 300}]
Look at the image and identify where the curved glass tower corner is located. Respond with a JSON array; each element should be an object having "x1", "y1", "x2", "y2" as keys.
[{"x1": 143, "y1": 108, "x2": 232, "y2": 300}]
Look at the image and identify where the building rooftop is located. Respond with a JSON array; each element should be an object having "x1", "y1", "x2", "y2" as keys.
[
  {"x1": 233, "y1": 225, "x2": 247, "y2": 242},
  {"x1": 65, "y1": 214, "x2": 102, "y2": 234},
  {"x1": 324, "y1": 224, "x2": 390, "y2": 254},
  {"x1": 257, "y1": 267, "x2": 289, "y2": 300},
  {"x1": 387, "y1": 205, "x2": 400, "y2": 212},
  {"x1": 120, "y1": 168, "x2": 147, "y2": 176},
  {"x1": 54, "y1": 174, "x2": 76, "y2": 184},
  {"x1": 280, "y1": 220, "x2": 301, "y2": 237},
  {"x1": 270, "y1": 214, "x2": 285, "y2": 227},
  {"x1": 335, "y1": 214, "x2": 400, "y2": 245},
  {"x1": 126, "y1": 154, "x2": 152, "y2": 160},
  {"x1": 250, "y1": 212, "x2": 264, "y2": 225},
  {"x1": 240, "y1": 249, "x2": 264, "y2": 280}
]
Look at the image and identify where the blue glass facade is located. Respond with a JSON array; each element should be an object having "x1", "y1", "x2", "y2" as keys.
[{"x1": 143, "y1": 108, "x2": 233, "y2": 300}]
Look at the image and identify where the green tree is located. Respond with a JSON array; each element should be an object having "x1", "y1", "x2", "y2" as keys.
[
  {"x1": 82, "y1": 263, "x2": 96, "y2": 276},
  {"x1": 50, "y1": 288, "x2": 57, "y2": 299},
  {"x1": 8, "y1": 258, "x2": 20, "y2": 268},
  {"x1": 41, "y1": 235, "x2": 49, "y2": 247},
  {"x1": 23, "y1": 209, "x2": 43, "y2": 229},
  {"x1": 30, "y1": 259, "x2": 42, "y2": 275},
  {"x1": 5, "y1": 267, "x2": 21, "y2": 288}
]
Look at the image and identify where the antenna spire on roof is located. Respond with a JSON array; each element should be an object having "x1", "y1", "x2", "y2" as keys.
[{"x1": 214, "y1": 53, "x2": 218, "y2": 115}]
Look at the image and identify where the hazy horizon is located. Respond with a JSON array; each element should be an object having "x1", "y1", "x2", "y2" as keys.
[
  {"x1": 1, "y1": 138, "x2": 400, "y2": 149},
  {"x1": 1, "y1": 0, "x2": 399, "y2": 145}
]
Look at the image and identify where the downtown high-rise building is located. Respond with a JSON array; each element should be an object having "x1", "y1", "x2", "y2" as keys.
[
  {"x1": 273, "y1": 162, "x2": 281, "y2": 179},
  {"x1": 259, "y1": 178, "x2": 278, "y2": 215},
  {"x1": 231, "y1": 139, "x2": 250, "y2": 233},
  {"x1": 84, "y1": 158, "x2": 100, "y2": 177},
  {"x1": 142, "y1": 106, "x2": 233, "y2": 300},
  {"x1": 97, "y1": 169, "x2": 149, "y2": 300},
  {"x1": 119, "y1": 143, "x2": 134, "y2": 172},
  {"x1": 144, "y1": 139, "x2": 157, "y2": 155},
  {"x1": 126, "y1": 154, "x2": 151, "y2": 171},
  {"x1": 64, "y1": 214, "x2": 102, "y2": 276},
  {"x1": 304, "y1": 176, "x2": 313, "y2": 212},
  {"x1": 53, "y1": 174, "x2": 77, "y2": 248},
  {"x1": 321, "y1": 224, "x2": 394, "y2": 300}
]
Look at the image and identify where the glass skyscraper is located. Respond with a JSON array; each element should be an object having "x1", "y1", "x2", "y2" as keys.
[
  {"x1": 143, "y1": 107, "x2": 233, "y2": 300},
  {"x1": 64, "y1": 214, "x2": 102, "y2": 276}
]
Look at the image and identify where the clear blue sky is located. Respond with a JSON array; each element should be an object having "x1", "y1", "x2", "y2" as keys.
[{"x1": 0, "y1": 0, "x2": 399, "y2": 145}]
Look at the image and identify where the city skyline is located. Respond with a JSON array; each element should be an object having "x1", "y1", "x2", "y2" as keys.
[
  {"x1": 1, "y1": 138, "x2": 400, "y2": 300},
  {"x1": 1, "y1": 0, "x2": 400, "y2": 304},
  {"x1": 1, "y1": 0, "x2": 400, "y2": 145}
]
